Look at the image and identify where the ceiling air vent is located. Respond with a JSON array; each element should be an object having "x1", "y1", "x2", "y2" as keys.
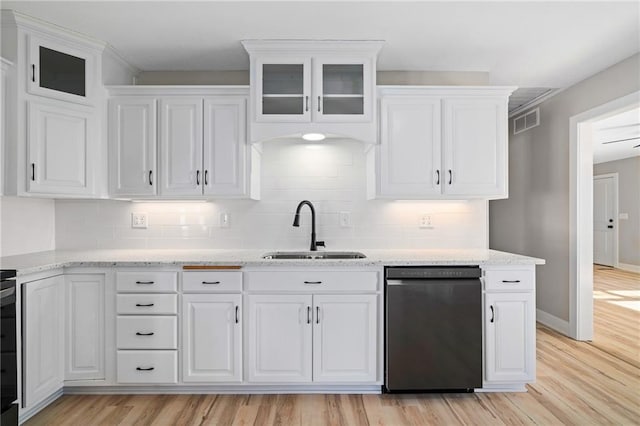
[{"x1": 513, "y1": 108, "x2": 540, "y2": 135}]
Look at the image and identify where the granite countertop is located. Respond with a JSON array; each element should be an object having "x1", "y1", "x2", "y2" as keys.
[{"x1": 0, "y1": 249, "x2": 545, "y2": 276}]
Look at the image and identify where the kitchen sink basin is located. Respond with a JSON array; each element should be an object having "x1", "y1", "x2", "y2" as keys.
[{"x1": 262, "y1": 251, "x2": 366, "y2": 260}]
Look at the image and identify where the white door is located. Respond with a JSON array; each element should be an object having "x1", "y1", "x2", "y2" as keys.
[
  {"x1": 203, "y1": 97, "x2": 246, "y2": 196},
  {"x1": 255, "y1": 57, "x2": 311, "y2": 123},
  {"x1": 159, "y1": 97, "x2": 203, "y2": 196},
  {"x1": 23, "y1": 275, "x2": 65, "y2": 408},
  {"x1": 109, "y1": 97, "x2": 157, "y2": 196},
  {"x1": 313, "y1": 295, "x2": 377, "y2": 382},
  {"x1": 27, "y1": 100, "x2": 96, "y2": 195},
  {"x1": 65, "y1": 274, "x2": 105, "y2": 381},
  {"x1": 594, "y1": 175, "x2": 617, "y2": 266},
  {"x1": 379, "y1": 97, "x2": 442, "y2": 197},
  {"x1": 442, "y1": 98, "x2": 507, "y2": 197},
  {"x1": 484, "y1": 292, "x2": 535, "y2": 383},
  {"x1": 182, "y1": 294, "x2": 242, "y2": 382},
  {"x1": 247, "y1": 294, "x2": 312, "y2": 382}
]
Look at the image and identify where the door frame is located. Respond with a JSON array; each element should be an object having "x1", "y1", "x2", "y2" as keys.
[
  {"x1": 569, "y1": 90, "x2": 639, "y2": 341},
  {"x1": 593, "y1": 173, "x2": 619, "y2": 268}
]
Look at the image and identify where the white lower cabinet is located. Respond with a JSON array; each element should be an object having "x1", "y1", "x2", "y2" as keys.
[
  {"x1": 22, "y1": 275, "x2": 65, "y2": 408},
  {"x1": 182, "y1": 294, "x2": 242, "y2": 382},
  {"x1": 64, "y1": 274, "x2": 105, "y2": 381},
  {"x1": 117, "y1": 351, "x2": 177, "y2": 384},
  {"x1": 483, "y1": 267, "x2": 536, "y2": 386},
  {"x1": 247, "y1": 293, "x2": 378, "y2": 383}
]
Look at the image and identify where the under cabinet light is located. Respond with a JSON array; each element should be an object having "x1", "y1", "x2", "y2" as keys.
[{"x1": 302, "y1": 133, "x2": 326, "y2": 141}]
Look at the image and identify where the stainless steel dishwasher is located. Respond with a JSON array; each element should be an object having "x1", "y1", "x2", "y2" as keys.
[{"x1": 385, "y1": 266, "x2": 482, "y2": 392}]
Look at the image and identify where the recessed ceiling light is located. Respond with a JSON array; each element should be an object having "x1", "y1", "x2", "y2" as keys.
[{"x1": 302, "y1": 133, "x2": 326, "y2": 141}]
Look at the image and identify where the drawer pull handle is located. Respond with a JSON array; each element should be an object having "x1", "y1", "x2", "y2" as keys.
[
  {"x1": 304, "y1": 281, "x2": 322, "y2": 285},
  {"x1": 502, "y1": 280, "x2": 521, "y2": 283},
  {"x1": 136, "y1": 367, "x2": 155, "y2": 371},
  {"x1": 135, "y1": 332, "x2": 155, "y2": 336},
  {"x1": 202, "y1": 281, "x2": 221, "y2": 285},
  {"x1": 490, "y1": 305, "x2": 495, "y2": 323},
  {"x1": 235, "y1": 306, "x2": 239, "y2": 324},
  {"x1": 135, "y1": 303, "x2": 155, "y2": 307},
  {"x1": 135, "y1": 281, "x2": 155, "y2": 285}
]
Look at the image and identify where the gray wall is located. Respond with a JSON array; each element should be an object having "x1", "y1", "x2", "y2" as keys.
[
  {"x1": 490, "y1": 53, "x2": 640, "y2": 322},
  {"x1": 594, "y1": 156, "x2": 640, "y2": 267},
  {"x1": 135, "y1": 70, "x2": 489, "y2": 86}
]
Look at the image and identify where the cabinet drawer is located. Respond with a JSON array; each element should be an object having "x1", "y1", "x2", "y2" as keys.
[
  {"x1": 117, "y1": 294, "x2": 177, "y2": 315},
  {"x1": 117, "y1": 350, "x2": 177, "y2": 384},
  {"x1": 116, "y1": 272, "x2": 177, "y2": 293},
  {"x1": 117, "y1": 316, "x2": 177, "y2": 349},
  {"x1": 245, "y1": 271, "x2": 378, "y2": 292},
  {"x1": 183, "y1": 271, "x2": 242, "y2": 293},
  {"x1": 484, "y1": 270, "x2": 534, "y2": 291}
]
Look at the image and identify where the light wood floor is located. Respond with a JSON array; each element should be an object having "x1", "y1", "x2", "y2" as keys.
[{"x1": 27, "y1": 268, "x2": 640, "y2": 425}]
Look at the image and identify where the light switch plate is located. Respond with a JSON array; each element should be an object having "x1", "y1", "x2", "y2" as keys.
[
  {"x1": 131, "y1": 212, "x2": 148, "y2": 229},
  {"x1": 339, "y1": 211, "x2": 352, "y2": 228}
]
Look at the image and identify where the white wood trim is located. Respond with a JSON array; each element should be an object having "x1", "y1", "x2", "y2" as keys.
[
  {"x1": 377, "y1": 86, "x2": 517, "y2": 97},
  {"x1": 617, "y1": 263, "x2": 640, "y2": 273},
  {"x1": 63, "y1": 384, "x2": 382, "y2": 394},
  {"x1": 593, "y1": 172, "x2": 619, "y2": 268},
  {"x1": 106, "y1": 86, "x2": 250, "y2": 97},
  {"x1": 536, "y1": 309, "x2": 570, "y2": 336},
  {"x1": 508, "y1": 89, "x2": 563, "y2": 118},
  {"x1": 241, "y1": 40, "x2": 384, "y2": 56},
  {"x1": 569, "y1": 90, "x2": 640, "y2": 340}
]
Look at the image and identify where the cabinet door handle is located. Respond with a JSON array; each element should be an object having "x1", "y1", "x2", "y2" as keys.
[
  {"x1": 307, "y1": 306, "x2": 311, "y2": 324},
  {"x1": 490, "y1": 305, "x2": 495, "y2": 323},
  {"x1": 135, "y1": 332, "x2": 154, "y2": 336},
  {"x1": 135, "y1": 303, "x2": 154, "y2": 307},
  {"x1": 607, "y1": 225, "x2": 614, "y2": 229},
  {"x1": 305, "y1": 96, "x2": 309, "y2": 112},
  {"x1": 135, "y1": 281, "x2": 154, "y2": 285},
  {"x1": 31, "y1": 163, "x2": 35, "y2": 181},
  {"x1": 136, "y1": 367, "x2": 154, "y2": 371},
  {"x1": 316, "y1": 306, "x2": 320, "y2": 324},
  {"x1": 148, "y1": 170, "x2": 153, "y2": 186},
  {"x1": 204, "y1": 170, "x2": 209, "y2": 186},
  {"x1": 318, "y1": 96, "x2": 321, "y2": 112},
  {"x1": 31, "y1": 64, "x2": 36, "y2": 82},
  {"x1": 436, "y1": 169, "x2": 440, "y2": 185},
  {"x1": 448, "y1": 170, "x2": 453, "y2": 185},
  {"x1": 202, "y1": 281, "x2": 220, "y2": 285},
  {"x1": 502, "y1": 280, "x2": 521, "y2": 283},
  {"x1": 304, "y1": 281, "x2": 322, "y2": 285},
  {"x1": 235, "y1": 306, "x2": 239, "y2": 324},
  {"x1": 196, "y1": 170, "x2": 201, "y2": 186}
]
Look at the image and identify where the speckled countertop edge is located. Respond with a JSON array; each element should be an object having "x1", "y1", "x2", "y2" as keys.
[{"x1": 0, "y1": 249, "x2": 545, "y2": 277}]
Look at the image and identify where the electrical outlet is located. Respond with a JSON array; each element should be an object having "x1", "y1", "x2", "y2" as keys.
[
  {"x1": 219, "y1": 212, "x2": 230, "y2": 228},
  {"x1": 339, "y1": 211, "x2": 352, "y2": 228},
  {"x1": 131, "y1": 212, "x2": 148, "y2": 229},
  {"x1": 419, "y1": 213, "x2": 434, "y2": 229}
]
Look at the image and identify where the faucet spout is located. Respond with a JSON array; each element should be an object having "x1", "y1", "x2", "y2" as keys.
[{"x1": 292, "y1": 200, "x2": 324, "y2": 251}]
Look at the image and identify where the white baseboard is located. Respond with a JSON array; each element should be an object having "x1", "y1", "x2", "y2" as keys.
[
  {"x1": 536, "y1": 309, "x2": 570, "y2": 336},
  {"x1": 617, "y1": 263, "x2": 640, "y2": 274}
]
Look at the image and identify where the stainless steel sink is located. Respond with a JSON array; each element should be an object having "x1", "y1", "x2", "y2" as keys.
[{"x1": 262, "y1": 251, "x2": 366, "y2": 260}]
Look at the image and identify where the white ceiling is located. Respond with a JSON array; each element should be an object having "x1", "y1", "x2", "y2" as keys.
[
  {"x1": 2, "y1": 1, "x2": 639, "y2": 89},
  {"x1": 592, "y1": 107, "x2": 640, "y2": 164}
]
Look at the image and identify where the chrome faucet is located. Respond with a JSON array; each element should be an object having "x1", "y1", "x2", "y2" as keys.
[{"x1": 292, "y1": 200, "x2": 325, "y2": 251}]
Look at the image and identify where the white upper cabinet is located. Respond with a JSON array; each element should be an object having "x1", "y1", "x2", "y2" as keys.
[
  {"x1": 242, "y1": 40, "x2": 383, "y2": 144},
  {"x1": 27, "y1": 99, "x2": 96, "y2": 195},
  {"x1": 159, "y1": 97, "x2": 203, "y2": 196},
  {"x1": 370, "y1": 86, "x2": 514, "y2": 200},
  {"x1": 109, "y1": 97, "x2": 157, "y2": 196}
]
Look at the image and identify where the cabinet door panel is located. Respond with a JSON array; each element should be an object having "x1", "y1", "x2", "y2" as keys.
[
  {"x1": 313, "y1": 295, "x2": 377, "y2": 382},
  {"x1": 484, "y1": 292, "x2": 535, "y2": 383},
  {"x1": 28, "y1": 100, "x2": 95, "y2": 195},
  {"x1": 109, "y1": 98, "x2": 157, "y2": 196},
  {"x1": 203, "y1": 97, "x2": 246, "y2": 196},
  {"x1": 248, "y1": 294, "x2": 312, "y2": 382},
  {"x1": 65, "y1": 274, "x2": 105, "y2": 381},
  {"x1": 255, "y1": 57, "x2": 311, "y2": 123},
  {"x1": 159, "y1": 98, "x2": 203, "y2": 196},
  {"x1": 443, "y1": 98, "x2": 507, "y2": 196},
  {"x1": 182, "y1": 294, "x2": 241, "y2": 382},
  {"x1": 379, "y1": 97, "x2": 441, "y2": 197},
  {"x1": 23, "y1": 275, "x2": 64, "y2": 408}
]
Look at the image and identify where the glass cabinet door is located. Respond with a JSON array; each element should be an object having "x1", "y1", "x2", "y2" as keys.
[
  {"x1": 314, "y1": 59, "x2": 372, "y2": 122},
  {"x1": 256, "y1": 58, "x2": 311, "y2": 122}
]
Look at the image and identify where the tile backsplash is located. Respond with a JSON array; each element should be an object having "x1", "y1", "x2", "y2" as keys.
[{"x1": 56, "y1": 139, "x2": 488, "y2": 250}]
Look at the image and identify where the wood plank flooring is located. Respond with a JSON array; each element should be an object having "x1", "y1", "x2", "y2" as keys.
[{"x1": 26, "y1": 268, "x2": 640, "y2": 425}]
